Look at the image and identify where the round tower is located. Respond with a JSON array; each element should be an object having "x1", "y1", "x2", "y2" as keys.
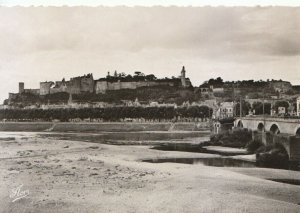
[{"x1": 19, "y1": 82, "x2": 24, "y2": 94}]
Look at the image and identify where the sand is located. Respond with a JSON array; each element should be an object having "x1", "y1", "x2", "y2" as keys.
[{"x1": 0, "y1": 132, "x2": 299, "y2": 213}]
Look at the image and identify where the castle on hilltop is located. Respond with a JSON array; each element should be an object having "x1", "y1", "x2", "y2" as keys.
[
  {"x1": 96, "y1": 66, "x2": 190, "y2": 94},
  {"x1": 8, "y1": 66, "x2": 192, "y2": 101}
]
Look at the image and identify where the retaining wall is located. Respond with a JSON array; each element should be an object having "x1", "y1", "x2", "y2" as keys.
[{"x1": 0, "y1": 122, "x2": 210, "y2": 132}]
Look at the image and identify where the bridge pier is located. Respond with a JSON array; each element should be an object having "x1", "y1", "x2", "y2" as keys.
[
  {"x1": 252, "y1": 130, "x2": 300, "y2": 161},
  {"x1": 252, "y1": 130, "x2": 262, "y2": 142},
  {"x1": 262, "y1": 132, "x2": 273, "y2": 146},
  {"x1": 252, "y1": 131, "x2": 273, "y2": 146},
  {"x1": 251, "y1": 130, "x2": 300, "y2": 161},
  {"x1": 289, "y1": 136, "x2": 300, "y2": 161}
]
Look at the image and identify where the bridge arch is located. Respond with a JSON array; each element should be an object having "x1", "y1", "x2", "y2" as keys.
[
  {"x1": 270, "y1": 123, "x2": 280, "y2": 135},
  {"x1": 257, "y1": 123, "x2": 264, "y2": 131},
  {"x1": 237, "y1": 120, "x2": 243, "y2": 128}
]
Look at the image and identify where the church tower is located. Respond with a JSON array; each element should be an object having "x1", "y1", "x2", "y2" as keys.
[{"x1": 181, "y1": 66, "x2": 187, "y2": 87}]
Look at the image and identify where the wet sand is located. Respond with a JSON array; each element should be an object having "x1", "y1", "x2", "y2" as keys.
[{"x1": 0, "y1": 132, "x2": 299, "y2": 213}]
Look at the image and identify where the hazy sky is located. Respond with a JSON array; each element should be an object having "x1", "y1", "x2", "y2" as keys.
[
  {"x1": 1, "y1": 0, "x2": 300, "y2": 7},
  {"x1": 0, "y1": 6, "x2": 300, "y2": 102}
]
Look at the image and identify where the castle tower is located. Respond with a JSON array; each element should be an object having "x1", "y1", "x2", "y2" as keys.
[
  {"x1": 40, "y1": 82, "x2": 53, "y2": 95},
  {"x1": 19, "y1": 82, "x2": 24, "y2": 94},
  {"x1": 181, "y1": 66, "x2": 187, "y2": 87}
]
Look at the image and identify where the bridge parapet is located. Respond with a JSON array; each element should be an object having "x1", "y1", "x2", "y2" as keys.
[{"x1": 242, "y1": 116, "x2": 300, "y2": 124}]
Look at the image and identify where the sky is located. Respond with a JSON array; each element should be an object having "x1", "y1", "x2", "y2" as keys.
[
  {"x1": 1, "y1": 0, "x2": 300, "y2": 7},
  {"x1": 0, "y1": 5, "x2": 300, "y2": 103}
]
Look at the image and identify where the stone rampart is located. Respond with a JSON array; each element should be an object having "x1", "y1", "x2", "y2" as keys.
[{"x1": 95, "y1": 80, "x2": 176, "y2": 94}]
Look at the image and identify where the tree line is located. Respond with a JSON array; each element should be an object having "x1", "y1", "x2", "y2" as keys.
[
  {"x1": 200, "y1": 77, "x2": 286, "y2": 88},
  {"x1": 235, "y1": 100, "x2": 292, "y2": 116},
  {"x1": 0, "y1": 106, "x2": 213, "y2": 122}
]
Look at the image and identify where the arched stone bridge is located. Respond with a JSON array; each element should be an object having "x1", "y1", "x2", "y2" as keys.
[
  {"x1": 234, "y1": 116, "x2": 300, "y2": 161},
  {"x1": 234, "y1": 116, "x2": 300, "y2": 136}
]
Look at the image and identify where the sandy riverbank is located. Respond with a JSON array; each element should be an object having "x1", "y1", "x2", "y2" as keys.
[{"x1": 0, "y1": 132, "x2": 299, "y2": 213}]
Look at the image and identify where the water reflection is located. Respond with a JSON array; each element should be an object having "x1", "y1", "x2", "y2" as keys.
[
  {"x1": 267, "y1": 179, "x2": 300, "y2": 186},
  {"x1": 151, "y1": 143, "x2": 248, "y2": 156},
  {"x1": 143, "y1": 157, "x2": 256, "y2": 168},
  {"x1": 142, "y1": 157, "x2": 300, "y2": 171}
]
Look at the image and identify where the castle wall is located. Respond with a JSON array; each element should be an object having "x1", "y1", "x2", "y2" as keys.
[
  {"x1": 50, "y1": 81, "x2": 67, "y2": 94},
  {"x1": 108, "y1": 82, "x2": 121, "y2": 90},
  {"x1": 40, "y1": 82, "x2": 54, "y2": 95},
  {"x1": 9, "y1": 93, "x2": 18, "y2": 100},
  {"x1": 81, "y1": 76, "x2": 94, "y2": 93},
  {"x1": 50, "y1": 87, "x2": 67, "y2": 94},
  {"x1": 64, "y1": 75, "x2": 94, "y2": 94},
  {"x1": 66, "y1": 78, "x2": 81, "y2": 94},
  {"x1": 12, "y1": 70, "x2": 189, "y2": 99},
  {"x1": 96, "y1": 81, "x2": 137, "y2": 94},
  {"x1": 95, "y1": 81, "x2": 108, "y2": 94},
  {"x1": 112, "y1": 81, "x2": 137, "y2": 90},
  {"x1": 121, "y1": 82, "x2": 137, "y2": 89},
  {"x1": 24, "y1": 89, "x2": 40, "y2": 95},
  {"x1": 95, "y1": 80, "x2": 177, "y2": 94}
]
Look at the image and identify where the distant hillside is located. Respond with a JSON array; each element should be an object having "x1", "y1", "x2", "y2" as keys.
[{"x1": 78, "y1": 86, "x2": 199, "y2": 104}]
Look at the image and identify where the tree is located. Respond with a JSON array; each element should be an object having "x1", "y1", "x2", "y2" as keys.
[
  {"x1": 274, "y1": 101, "x2": 289, "y2": 114},
  {"x1": 134, "y1": 71, "x2": 144, "y2": 77},
  {"x1": 207, "y1": 77, "x2": 224, "y2": 87},
  {"x1": 252, "y1": 102, "x2": 271, "y2": 115},
  {"x1": 145, "y1": 74, "x2": 157, "y2": 81},
  {"x1": 235, "y1": 101, "x2": 251, "y2": 117}
]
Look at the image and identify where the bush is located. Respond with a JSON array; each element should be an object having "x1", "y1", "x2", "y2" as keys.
[
  {"x1": 209, "y1": 129, "x2": 252, "y2": 148},
  {"x1": 256, "y1": 142, "x2": 289, "y2": 169},
  {"x1": 246, "y1": 140, "x2": 264, "y2": 153}
]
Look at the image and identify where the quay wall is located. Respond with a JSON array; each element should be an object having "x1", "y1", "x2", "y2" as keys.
[
  {"x1": 0, "y1": 122, "x2": 210, "y2": 132},
  {"x1": 0, "y1": 122, "x2": 53, "y2": 131}
]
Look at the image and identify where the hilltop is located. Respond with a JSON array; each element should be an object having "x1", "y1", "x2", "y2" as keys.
[{"x1": 3, "y1": 67, "x2": 300, "y2": 108}]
